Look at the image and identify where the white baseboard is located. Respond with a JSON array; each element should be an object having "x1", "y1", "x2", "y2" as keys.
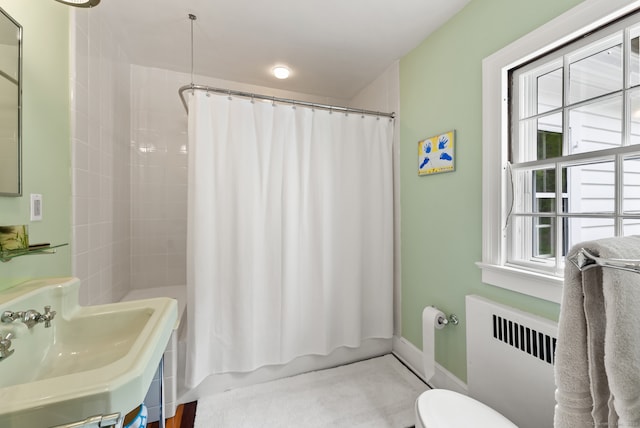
[{"x1": 392, "y1": 335, "x2": 468, "y2": 395}]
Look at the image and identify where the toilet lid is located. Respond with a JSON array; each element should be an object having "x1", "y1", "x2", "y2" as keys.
[{"x1": 416, "y1": 389, "x2": 517, "y2": 428}]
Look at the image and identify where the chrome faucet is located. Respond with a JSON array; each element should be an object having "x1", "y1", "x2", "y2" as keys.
[
  {"x1": 20, "y1": 309, "x2": 41, "y2": 329},
  {"x1": 1, "y1": 305, "x2": 56, "y2": 328},
  {"x1": 0, "y1": 332, "x2": 14, "y2": 360}
]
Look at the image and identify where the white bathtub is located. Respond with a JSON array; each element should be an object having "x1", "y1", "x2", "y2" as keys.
[
  {"x1": 177, "y1": 337, "x2": 392, "y2": 403},
  {"x1": 123, "y1": 285, "x2": 392, "y2": 409}
]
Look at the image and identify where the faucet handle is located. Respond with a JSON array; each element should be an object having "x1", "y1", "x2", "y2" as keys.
[
  {"x1": 0, "y1": 332, "x2": 14, "y2": 360},
  {"x1": 42, "y1": 306, "x2": 56, "y2": 328}
]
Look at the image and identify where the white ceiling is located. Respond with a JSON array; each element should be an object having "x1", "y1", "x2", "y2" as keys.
[{"x1": 101, "y1": 0, "x2": 470, "y2": 100}]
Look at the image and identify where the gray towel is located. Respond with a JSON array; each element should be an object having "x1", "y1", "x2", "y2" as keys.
[{"x1": 555, "y1": 236, "x2": 640, "y2": 427}]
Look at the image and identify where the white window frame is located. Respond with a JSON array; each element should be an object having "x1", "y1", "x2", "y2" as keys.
[{"x1": 479, "y1": 0, "x2": 640, "y2": 303}]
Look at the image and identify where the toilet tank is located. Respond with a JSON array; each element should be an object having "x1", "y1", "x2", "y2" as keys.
[{"x1": 466, "y1": 295, "x2": 558, "y2": 428}]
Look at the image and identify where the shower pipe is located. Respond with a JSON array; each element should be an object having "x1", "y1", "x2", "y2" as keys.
[{"x1": 178, "y1": 84, "x2": 396, "y2": 119}]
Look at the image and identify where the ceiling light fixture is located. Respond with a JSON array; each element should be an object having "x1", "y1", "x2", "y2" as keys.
[
  {"x1": 54, "y1": 0, "x2": 100, "y2": 7},
  {"x1": 273, "y1": 66, "x2": 291, "y2": 80}
]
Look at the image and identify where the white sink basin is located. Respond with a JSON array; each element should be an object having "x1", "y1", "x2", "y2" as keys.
[{"x1": 0, "y1": 277, "x2": 177, "y2": 427}]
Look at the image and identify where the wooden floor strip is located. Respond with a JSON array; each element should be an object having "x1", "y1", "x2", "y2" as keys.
[
  {"x1": 181, "y1": 401, "x2": 197, "y2": 428},
  {"x1": 169, "y1": 403, "x2": 184, "y2": 428},
  {"x1": 147, "y1": 402, "x2": 196, "y2": 428}
]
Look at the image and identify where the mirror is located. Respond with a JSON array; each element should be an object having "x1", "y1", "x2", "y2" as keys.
[{"x1": 0, "y1": 7, "x2": 21, "y2": 196}]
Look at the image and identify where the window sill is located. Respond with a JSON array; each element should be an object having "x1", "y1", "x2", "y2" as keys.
[{"x1": 476, "y1": 262, "x2": 563, "y2": 304}]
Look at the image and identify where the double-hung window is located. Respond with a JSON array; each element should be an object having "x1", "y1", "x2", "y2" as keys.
[{"x1": 481, "y1": 0, "x2": 640, "y2": 303}]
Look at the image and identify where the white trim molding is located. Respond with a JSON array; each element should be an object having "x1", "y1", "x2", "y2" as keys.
[
  {"x1": 392, "y1": 335, "x2": 468, "y2": 395},
  {"x1": 477, "y1": 262, "x2": 563, "y2": 303},
  {"x1": 480, "y1": 0, "x2": 640, "y2": 303}
]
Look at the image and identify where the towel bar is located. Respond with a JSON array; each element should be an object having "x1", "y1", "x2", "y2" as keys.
[{"x1": 569, "y1": 248, "x2": 640, "y2": 274}]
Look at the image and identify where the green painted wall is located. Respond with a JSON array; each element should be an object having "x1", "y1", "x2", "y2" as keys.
[
  {"x1": 0, "y1": 1, "x2": 70, "y2": 290},
  {"x1": 400, "y1": 0, "x2": 584, "y2": 382}
]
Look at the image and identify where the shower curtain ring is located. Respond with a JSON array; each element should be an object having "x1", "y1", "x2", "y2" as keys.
[
  {"x1": 292, "y1": 100, "x2": 296, "y2": 110},
  {"x1": 227, "y1": 90, "x2": 232, "y2": 101},
  {"x1": 272, "y1": 96, "x2": 276, "y2": 107}
]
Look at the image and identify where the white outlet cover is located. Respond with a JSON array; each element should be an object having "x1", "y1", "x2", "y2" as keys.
[{"x1": 30, "y1": 194, "x2": 42, "y2": 221}]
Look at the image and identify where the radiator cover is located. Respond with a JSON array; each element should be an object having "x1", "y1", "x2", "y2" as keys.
[{"x1": 466, "y1": 295, "x2": 558, "y2": 428}]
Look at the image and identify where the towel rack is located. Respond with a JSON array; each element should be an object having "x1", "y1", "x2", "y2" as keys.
[{"x1": 569, "y1": 248, "x2": 640, "y2": 273}]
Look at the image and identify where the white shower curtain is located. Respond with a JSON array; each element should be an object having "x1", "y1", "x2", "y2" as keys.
[{"x1": 185, "y1": 91, "x2": 394, "y2": 388}]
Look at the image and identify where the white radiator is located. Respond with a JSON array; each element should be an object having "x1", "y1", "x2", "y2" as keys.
[{"x1": 466, "y1": 295, "x2": 558, "y2": 428}]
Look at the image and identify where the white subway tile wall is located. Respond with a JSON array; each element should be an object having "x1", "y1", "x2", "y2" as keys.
[
  {"x1": 71, "y1": 8, "x2": 132, "y2": 305},
  {"x1": 130, "y1": 65, "x2": 188, "y2": 290}
]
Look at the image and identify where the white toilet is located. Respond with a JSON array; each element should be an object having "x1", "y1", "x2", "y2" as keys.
[{"x1": 415, "y1": 387, "x2": 517, "y2": 427}]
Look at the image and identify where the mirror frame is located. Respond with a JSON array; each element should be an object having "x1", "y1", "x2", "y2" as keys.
[{"x1": 0, "y1": 6, "x2": 22, "y2": 197}]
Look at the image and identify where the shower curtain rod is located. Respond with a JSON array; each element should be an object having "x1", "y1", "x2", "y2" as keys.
[
  {"x1": 178, "y1": 84, "x2": 396, "y2": 119},
  {"x1": 569, "y1": 247, "x2": 640, "y2": 274}
]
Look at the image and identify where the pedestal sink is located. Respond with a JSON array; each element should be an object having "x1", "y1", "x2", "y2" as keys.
[{"x1": 0, "y1": 277, "x2": 177, "y2": 427}]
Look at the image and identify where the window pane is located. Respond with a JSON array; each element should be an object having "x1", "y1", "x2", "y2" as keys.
[
  {"x1": 624, "y1": 156, "x2": 640, "y2": 213},
  {"x1": 535, "y1": 167, "x2": 556, "y2": 194},
  {"x1": 509, "y1": 215, "x2": 558, "y2": 265},
  {"x1": 516, "y1": 114, "x2": 563, "y2": 163},
  {"x1": 535, "y1": 216, "x2": 555, "y2": 258},
  {"x1": 569, "y1": 44, "x2": 623, "y2": 103},
  {"x1": 508, "y1": 216, "x2": 612, "y2": 265},
  {"x1": 623, "y1": 218, "x2": 640, "y2": 236},
  {"x1": 537, "y1": 114, "x2": 563, "y2": 160},
  {"x1": 513, "y1": 168, "x2": 557, "y2": 213},
  {"x1": 536, "y1": 197, "x2": 556, "y2": 213},
  {"x1": 538, "y1": 68, "x2": 563, "y2": 115},
  {"x1": 518, "y1": 59, "x2": 563, "y2": 119},
  {"x1": 630, "y1": 27, "x2": 640, "y2": 87},
  {"x1": 568, "y1": 95, "x2": 623, "y2": 154},
  {"x1": 534, "y1": 168, "x2": 556, "y2": 213},
  {"x1": 562, "y1": 159, "x2": 615, "y2": 213},
  {"x1": 630, "y1": 89, "x2": 640, "y2": 146},
  {"x1": 565, "y1": 217, "x2": 615, "y2": 249},
  {"x1": 514, "y1": 165, "x2": 567, "y2": 214},
  {"x1": 513, "y1": 169, "x2": 533, "y2": 213}
]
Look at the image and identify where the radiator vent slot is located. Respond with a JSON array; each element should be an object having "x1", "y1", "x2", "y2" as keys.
[{"x1": 492, "y1": 314, "x2": 557, "y2": 365}]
